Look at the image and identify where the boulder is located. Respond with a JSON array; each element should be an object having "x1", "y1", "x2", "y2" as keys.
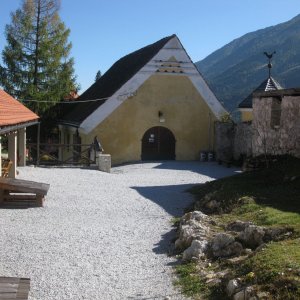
[
  {"x1": 226, "y1": 220, "x2": 254, "y2": 232},
  {"x1": 238, "y1": 225, "x2": 265, "y2": 249},
  {"x1": 211, "y1": 233, "x2": 243, "y2": 258},
  {"x1": 263, "y1": 227, "x2": 294, "y2": 242},
  {"x1": 226, "y1": 279, "x2": 242, "y2": 297},
  {"x1": 233, "y1": 286, "x2": 257, "y2": 300},
  {"x1": 175, "y1": 224, "x2": 197, "y2": 250},
  {"x1": 180, "y1": 211, "x2": 208, "y2": 223},
  {"x1": 175, "y1": 211, "x2": 210, "y2": 250},
  {"x1": 182, "y1": 239, "x2": 208, "y2": 261}
]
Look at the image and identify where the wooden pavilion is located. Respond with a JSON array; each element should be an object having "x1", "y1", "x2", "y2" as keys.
[{"x1": 0, "y1": 89, "x2": 39, "y2": 178}]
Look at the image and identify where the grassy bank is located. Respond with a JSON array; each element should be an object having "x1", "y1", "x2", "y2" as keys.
[{"x1": 176, "y1": 156, "x2": 300, "y2": 299}]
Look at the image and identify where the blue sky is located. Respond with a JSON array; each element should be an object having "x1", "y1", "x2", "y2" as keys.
[{"x1": 0, "y1": 0, "x2": 299, "y2": 92}]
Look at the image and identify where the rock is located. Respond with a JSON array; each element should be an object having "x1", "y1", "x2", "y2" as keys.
[
  {"x1": 214, "y1": 269, "x2": 231, "y2": 279},
  {"x1": 175, "y1": 211, "x2": 210, "y2": 250},
  {"x1": 264, "y1": 227, "x2": 294, "y2": 242},
  {"x1": 205, "y1": 272, "x2": 215, "y2": 280},
  {"x1": 256, "y1": 291, "x2": 270, "y2": 299},
  {"x1": 226, "y1": 255, "x2": 249, "y2": 265},
  {"x1": 254, "y1": 243, "x2": 266, "y2": 253},
  {"x1": 233, "y1": 286, "x2": 257, "y2": 300},
  {"x1": 226, "y1": 279, "x2": 241, "y2": 297},
  {"x1": 181, "y1": 211, "x2": 208, "y2": 223},
  {"x1": 226, "y1": 220, "x2": 254, "y2": 232},
  {"x1": 182, "y1": 239, "x2": 208, "y2": 261},
  {"x1": 242, "y1": 248, "x2": 253, "y2": 255},
  {"x1": 233, "y1": 289, "x2": 246, "y2": 300},
  {"x1": 175, "y1": 225, "x2": 196, "y2": 250},
  {"x1": 211, "y1": 233, "x2": 243, "y2": 258},
  {"x1": 206, "y1": 277, "x2": 222, "y2": 286},
  {"x1": 238, "y1": 225, "x2": 265, "y2": 249},
  {"x1": 245, "y1": 286, "x2": 257, "y2": 299}
]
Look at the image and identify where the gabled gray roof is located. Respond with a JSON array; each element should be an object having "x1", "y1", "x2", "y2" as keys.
[
  {"x1": 59, "y1": 35, "x2": 176, "y2": 126},
  {"x1": 238, "y1": 76, "x2": 283, "y2": 109}
]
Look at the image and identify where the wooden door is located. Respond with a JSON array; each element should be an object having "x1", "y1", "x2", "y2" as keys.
[{"x1": 141, "y1": 126, "x2": 175, "y2": 160}]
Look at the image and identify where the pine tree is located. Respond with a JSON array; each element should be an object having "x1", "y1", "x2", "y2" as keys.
[
  {"x1": 0, "y1": 0, "x2": 78, "y2": 114},
  {"x1": 95, "y1": 70, "x2": 102, "y2": 82}
]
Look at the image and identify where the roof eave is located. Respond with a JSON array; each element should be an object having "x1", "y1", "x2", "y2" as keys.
[{"x1": 0, "y1": 119, "x2": 39, "y2": 135}]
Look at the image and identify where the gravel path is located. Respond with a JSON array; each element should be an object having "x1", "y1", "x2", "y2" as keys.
[{"x1": 0, "y1": 161, "x2": 239, "y2": 300}]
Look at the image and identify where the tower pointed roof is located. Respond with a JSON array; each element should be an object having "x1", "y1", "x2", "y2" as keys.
[{"x1": 238, "y1": 76, "x2": 283, "y2": 109}]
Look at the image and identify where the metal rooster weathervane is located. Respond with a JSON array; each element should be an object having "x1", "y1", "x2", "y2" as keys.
[{"x1": 263, "y1": 51, "x2": 276, "y2": 78}]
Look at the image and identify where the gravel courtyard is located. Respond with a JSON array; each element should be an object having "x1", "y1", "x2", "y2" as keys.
[{"x1": 0, "y1": 161, "x2": 239, "y2": 300}]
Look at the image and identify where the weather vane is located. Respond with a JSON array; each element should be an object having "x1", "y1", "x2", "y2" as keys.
[{"x1": 263, "y1": 51, "x2": 276, "y2": 78}]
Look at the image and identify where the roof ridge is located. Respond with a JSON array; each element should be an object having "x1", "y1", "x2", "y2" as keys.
[{"x1": 60, "y1": 35, "x2": 177, "y2": 125}]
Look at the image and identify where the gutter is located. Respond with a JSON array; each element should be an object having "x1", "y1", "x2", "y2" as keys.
[{"x1": 0, "y1": 120, "x2": 39, "y2": 135}]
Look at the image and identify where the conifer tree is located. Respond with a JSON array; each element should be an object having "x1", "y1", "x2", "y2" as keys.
[
  {"x1": 0, "y1": 0, "x2": 78, "y2": 114},
  {"x1": 95, "y1": 70, "x2": 102, "y2": 82}
]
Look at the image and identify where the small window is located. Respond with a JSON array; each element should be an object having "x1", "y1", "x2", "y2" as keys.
[{"x1": 270, "y1": 98, "x2": 281, "y2": 129}]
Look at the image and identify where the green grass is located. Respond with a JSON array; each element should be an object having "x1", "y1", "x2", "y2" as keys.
[
  {"x1": 175, "y1": 263, "x2": 208, "y2": 299},
  {"x1": 170, "y1": 216, "x2": 181, "y2": 226},
  {"x1": 175, "y1": 156, "x2": 300, "y2": 299},
  {"x1": 234, "y1": 239, "x2": 300, "y2": 299}
]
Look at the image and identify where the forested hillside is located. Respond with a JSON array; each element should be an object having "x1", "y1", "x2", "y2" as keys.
[{"x1": 196, "y1": 14, "x2": 300, "y2": 115}]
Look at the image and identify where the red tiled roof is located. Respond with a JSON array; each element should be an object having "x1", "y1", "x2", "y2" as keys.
[{"x1": 0, "y1": 89, "x2": 39, "y2": 127}]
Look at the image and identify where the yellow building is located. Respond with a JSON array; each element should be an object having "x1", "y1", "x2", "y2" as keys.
[
  {"x1": 238, "y1": 76, "x2": 283, "y2": 122},
  {"x1": 59, "y1": 35, "x2": 227, "y2": 165}
]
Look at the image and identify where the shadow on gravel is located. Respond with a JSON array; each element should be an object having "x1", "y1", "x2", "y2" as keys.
[
  {"x1": 132, "y1": 183, "x2": 201, "y2": 256},
  {"x1": 153, "y1": 161, "x2": 239, "y2": 179},
  {"x1": 152, "y1": 227, "x2": 177, "y2": 255},
  {"x1": 131, "y1": 184, "x2": 196, "y2": 217}
]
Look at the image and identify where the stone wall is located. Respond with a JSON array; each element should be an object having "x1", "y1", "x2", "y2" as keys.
[
  {"x1": 233, "y1": 122, "x2": 253, "y2": 160},
  {"x1": 216, "y1": 90, "x2": 300, "y2": 162},
  {"x1": 214, "y1": 122, "x2": 234, "y2": 162},
  {"x1": 252, "y1": 94, "x2": 300, "y2": 158},
  {"x1": 215, "y1": 122, "x2": 252, "y2": 162}
]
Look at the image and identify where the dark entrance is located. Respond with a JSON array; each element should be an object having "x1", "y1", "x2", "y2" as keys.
[{"x1": 141, "y1": 126, "x2": 176, "y2": 160}]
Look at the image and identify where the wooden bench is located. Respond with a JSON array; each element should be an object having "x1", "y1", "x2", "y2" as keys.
[
  {"x1": 0, "y1": 177, "x2": 50, "y2": 207},
  {"x1": 0, "y1": 277, "x2": 30, "y2": 300}
]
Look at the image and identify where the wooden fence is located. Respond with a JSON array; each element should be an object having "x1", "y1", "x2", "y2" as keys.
[{"x1": 27, "y1": 143, "x2": 97, "y2": 166}]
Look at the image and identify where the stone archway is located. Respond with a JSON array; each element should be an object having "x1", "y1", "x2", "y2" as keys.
[{"x1": 141, "y1": 126, "x2": 175, "y2": 160}]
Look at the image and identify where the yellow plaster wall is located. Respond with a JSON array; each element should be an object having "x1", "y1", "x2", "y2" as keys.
[
  {"x1": 81, "y1": 75, "x2": 217, "y2": 165},
  {"x1": 240, "y1": 110, "x2": 253, "y2": 122}
]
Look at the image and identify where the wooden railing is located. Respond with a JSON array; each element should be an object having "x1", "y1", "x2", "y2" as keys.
[{"x1": 27, "y1": 143, "x2": 97, "y2": 166}]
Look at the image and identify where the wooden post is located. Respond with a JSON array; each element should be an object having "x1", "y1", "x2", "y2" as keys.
[
  {"x1": 0, "y1": 136, "x2": 2, "y2": 172},
  {"x1": 0, "y1": 137, "x2": 2, "y2": 203},
  {"x1": 8, "y1": 131, "x2": 17, "y2": 178},
  {"x1": 18, "y1": 128, "x2": 26, "y2": 166},
  {"x1": 37, "y1": 123, "x2": 40, "y2": 166},
  {"x1": 58, "y1": 127, "x2": 64, "y2": 161}
]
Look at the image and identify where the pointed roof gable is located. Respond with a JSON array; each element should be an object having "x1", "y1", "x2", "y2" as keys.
[
  {"x1": 238, "y1": 76, "x2": 283, "y2": 109},
  {"x1": 60, "y1": 35, "x2": 227, "y2": 133},
  {"x1": 60, "y1": 35, "x2": 175, "y2": 126},
  {"x1": 0, "y1": 89, "x2": 39, "y2": 127}
]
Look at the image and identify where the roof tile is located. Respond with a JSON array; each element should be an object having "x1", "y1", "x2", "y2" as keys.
[{"x1": 0, "y1": 90, "x2": 39, "y2": 127}]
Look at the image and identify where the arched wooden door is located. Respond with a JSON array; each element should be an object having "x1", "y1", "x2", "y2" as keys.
[{"x1": 141, "y1": 126, "x2": 175, "y2": 160}]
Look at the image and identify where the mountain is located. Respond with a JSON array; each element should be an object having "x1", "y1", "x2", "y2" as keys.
[{"x1": 196, "y1": 14, "x2": 300, "y2": 115}]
